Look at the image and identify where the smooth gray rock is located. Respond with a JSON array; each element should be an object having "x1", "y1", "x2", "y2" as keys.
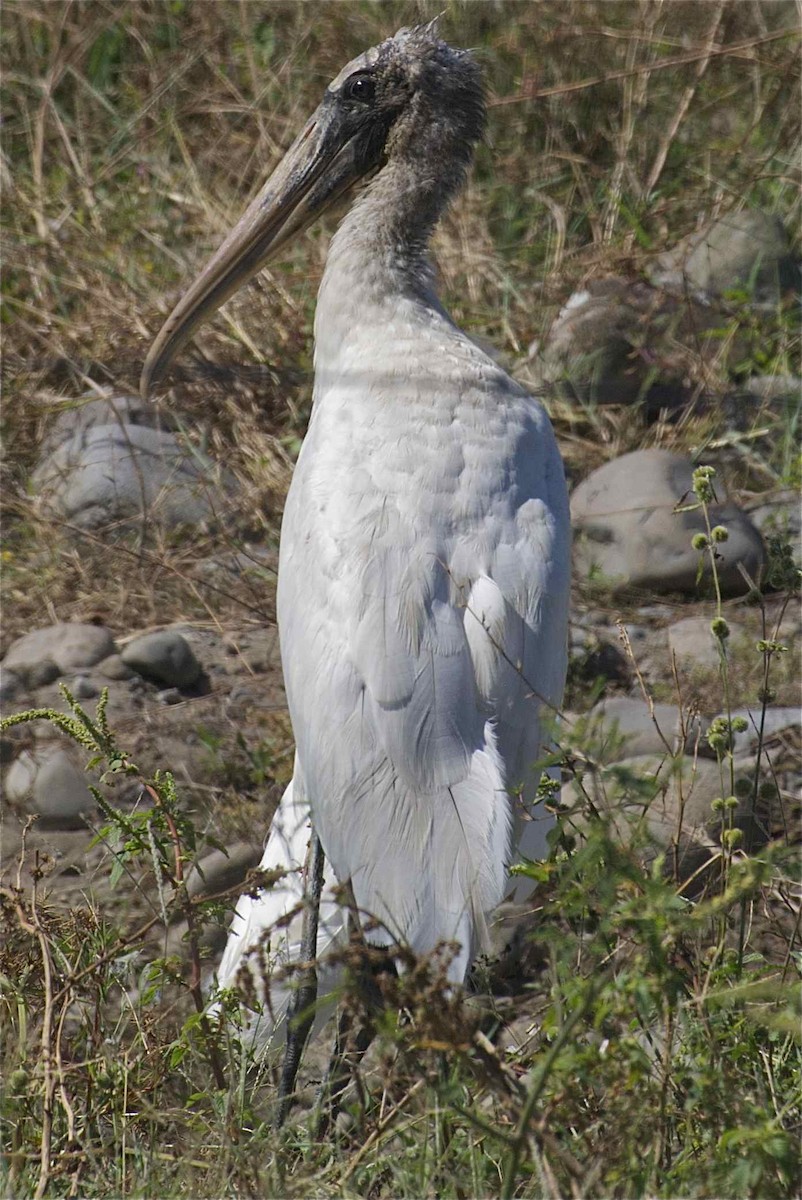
[
  {"x1": 36, "y1": 391, "x2": 177, "y2": 460},
  {"x1": 96, "y1": 653, "x2": 135, "y2": 681},
  {"x1": 706, "y1": 706, "x2": 800, "y2": 758},
  {"x1": 744, "y1": 489, "x2": 802, "y2": 570},
  {"x1": 121, "y1": 631, "x2": 201, "y2": 688},
  {"x1": 0, "y1": 667, "x2": 23, "y2": 705},
  {"x1": 562, "y1": 753, "x2": 765, "y2": 890},
  {"x1": 32, "y1": 415, "x2": 234, "y2": 532},
  {"x1": 583, "y1": 695, "x2": 701, "y2": 762},
  {"x1": 667, "y1": 615, "x2": 746, "y2": 673},
  {"x1": 3, "y1": 623, "x2": 115, "y2": 681},
  {"x1": 571, "y1": 449, "x2": 766, "y2": 596},
  {"x1": 185, "y1": 842, "x2": 264, "y2": 902},
  {"x1": 651, "y1": 209, "x2": 799, "y2": 301},
  {"x1": 70, "y1": 675, "x2": 99, "y2": 700},
  {"x1": 4, "y1": 748, "x2": 94, "y2": 830}
]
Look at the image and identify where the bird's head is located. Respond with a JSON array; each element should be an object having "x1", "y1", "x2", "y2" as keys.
[{"x1": 140, "y1": 24, "x2": 485, "y2": 398}]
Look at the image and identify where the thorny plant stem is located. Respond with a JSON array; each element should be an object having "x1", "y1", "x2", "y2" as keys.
[{"x1": 145, "y1": 783, "x2": 227, "y2": 1091}]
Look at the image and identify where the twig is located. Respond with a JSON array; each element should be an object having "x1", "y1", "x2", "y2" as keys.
[{"x1": 490, "y1": 28, "x2": 797, "y2": 107}]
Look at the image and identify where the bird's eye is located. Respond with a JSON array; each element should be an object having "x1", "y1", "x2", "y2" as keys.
[{"x1": 342, "y1": 72, "x2": 376, "y2": 104}]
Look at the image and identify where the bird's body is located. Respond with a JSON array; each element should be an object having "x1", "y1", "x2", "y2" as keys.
[{"x1": 142, "y1": 25, "x2": 570, "y2": 1047}]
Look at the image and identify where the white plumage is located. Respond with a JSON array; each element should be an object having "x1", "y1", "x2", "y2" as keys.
[{"x1": 141, "y1": 25, "x2": 571, "y2": 1051}]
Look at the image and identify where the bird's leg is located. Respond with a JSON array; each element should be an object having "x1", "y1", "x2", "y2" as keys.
[
  {"x1": 274, "y1": 826, "x2": 326, "y2": 1130},
  {"x1": 313, "y1": 889, "x2": 391, "y2": 1137}
]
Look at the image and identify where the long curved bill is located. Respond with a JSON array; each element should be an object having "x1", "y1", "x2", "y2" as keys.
[{"x1": 140, "y1": 102, "x2": 365, "y2": 398}]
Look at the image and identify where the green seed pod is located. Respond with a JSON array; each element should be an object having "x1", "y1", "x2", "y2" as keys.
[
  {"x1": 691, "y1": 532, "x2": 709, "y2": 551},
  {"x1": 711, "y1": 525, "x2": 729, "y2": 543},
  {"x1": 710, "y1": 617, "x2": 730, "y2": 641}
]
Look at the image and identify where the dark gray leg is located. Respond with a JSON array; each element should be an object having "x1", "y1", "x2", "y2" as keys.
[{"x1": 274, "y1": 827, "x2": 326, "y2": 1129}]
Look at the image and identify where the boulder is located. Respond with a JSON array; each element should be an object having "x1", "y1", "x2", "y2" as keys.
[
  {"x1": 4, "y1": 747, "x2": 95, "y2": 830},
  {"x1": 121, "y1": 630, "x2": 202, "y2": 689},
  {"x1": 667, "y1": 615, "x2": 746, "y2": 673},
  {"x1": 581, "y1": 695, "x2": 701, "y2": 762},
  {"x1": 650, "y1": 209, "x2": 799, "y2": 302},
  {"x1": 3, "y1": 623, "x2": 116, "y2": 683},
  {"x1": 571, "y1": 449, "x2": 765, "y2": 596},
  {"x1": 31, "y1": 392, "x2": 235, "y2": 532}
]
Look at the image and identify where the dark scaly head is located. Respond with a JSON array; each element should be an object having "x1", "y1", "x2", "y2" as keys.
[{"x1": 140, "y1": 24, "x2": 485, "y2": 397}]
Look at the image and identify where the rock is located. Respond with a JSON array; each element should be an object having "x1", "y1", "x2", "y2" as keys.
[
  {"x1": 744, "y1": 489, "x2": 802, "y2": 570},
  {"x1": 121, "y1": 631, "x2": 201, "y2": 688},
  {"x1": 157, "y1": 688, "x2": 183, "y2": 706},
  {"x1": 667, "y1": 616, "x2": 746, "y2": 673},
  {"x1": 650, "y1": 210, "x2": 799, "y2": 302},
  {"x1": 704, "y1": 706, "x2": 800, "y2": 758},
  {"x1": 96, "y1": 654, "x2": 135, "y2": 681},
  {"x1": 3, "y1": 623, "x2": 116, "y2": 682},
  {"x1": 185, "y1": 843, "x2": 264, "y2": 902},
  {"x1": 531, "y1": 278, "x2": 736, "y2": 415},
  {"x1": 563, "y1": 753, "x2": 766, "y2": 889},
  {"x1": 568, "y1": 629, "x2": 631, "y2": 688},
  {"x1": 0, "y1": 667, "x2": 23, "y2": 705},
  {"x1": 70, "y1": 675, "x2": 99, "y2": 700},
  {"x1": 36, "y1": 390, "x2": 178, "y2": 460},
  {"x1": 31, "y1": 395, "x2": 235, "y2": 531},
  {"x1": 4, "y1": 747, "x2": 94, "y2": 830},
  {"x1": 571, "y1": 449, "x2": 766, "y2": 596},
  {"x1": 582, "y1": 696, "x2": 701, "y2": 762}
]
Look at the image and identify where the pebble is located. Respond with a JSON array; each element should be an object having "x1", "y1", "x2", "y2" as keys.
[
  {"x1": 571, "y1": 449, "x2": 765, "y2": 597},
  {"x1": 70, "y1": 675, "x2": 99, "y2": 700},
  {"x1": 3, "y1": 622, "x2": 116, "y2": 681},
  {"x1": 4, "y1": 747, "x2": 94, "y2": 830},
  {"x1": 121, "y1": 631, "x2": 202, "y2": 689},
  {"x1": 667, "y1": 615, "x2": 746, "y2": 673}
]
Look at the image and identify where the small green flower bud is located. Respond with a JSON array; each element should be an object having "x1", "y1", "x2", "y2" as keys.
[
  {"x1": 692, "y1": 465, "x2": 716, "y2": 504},
  {"x1": 710, "y1": 617, "x2": 730, "y2": 641},
  {"x1": 721, "y1": 828, "x2": 743, "y2": 849},
  {"x1": 724, "y1": 795, "x2": 739, "y2": 810},
  {"x1": 711, "y1": 525, "x2": 729, "y2": 543},
  {"x1": 691, "y1": 532, "x2": 709, "y2": 551},
  {"x1": 730, "y1": 717, "x2": 748, "y2": 732},
  {"x1": 757, "y1": 687, "x2": 776, "y2": 704},
  {"x1": 7, "y1": 1068, "x2": 28, "y2": 1096},
  {"x1": 711, "y1": 796, "x2": 726, "y2": 812}
]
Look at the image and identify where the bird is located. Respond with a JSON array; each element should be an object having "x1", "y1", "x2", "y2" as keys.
[{"x1": 141, "y1": 23, "x2": 571, "y2": 1050}]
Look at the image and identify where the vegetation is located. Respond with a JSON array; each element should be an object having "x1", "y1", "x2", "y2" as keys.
[{"x1": 2, "y1": 3, "x2": 800, "y2": 1197}]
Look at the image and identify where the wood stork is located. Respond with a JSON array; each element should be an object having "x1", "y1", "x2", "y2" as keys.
[{"x1": 142, "y1": 24, "x2": 571, "y2": 1050}]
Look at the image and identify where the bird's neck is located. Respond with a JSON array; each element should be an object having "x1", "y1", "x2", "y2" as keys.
[{"x1": 316, "y1": 157, "x2": 456, "y2": 359}]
